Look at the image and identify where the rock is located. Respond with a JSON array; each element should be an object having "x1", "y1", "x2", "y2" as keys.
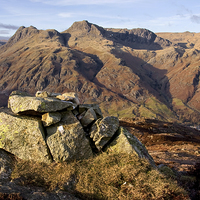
[
  {"x1": 35, "y1": 91, "x2": 49, "y2": 98},
  {"x1": 8, "y1": 91, "x2": 75, "y2": 114},
  {"x1": 35, "y1": 91, "x2": 62, "y2": 98},
  {"x1": 106, "y1": 126, "x2": 156, "y2": 168},
  {"x1": 0, "y1": 149, "x2": 16, "y2": 182},
  {"x1": 80, "y1": 108, "x2": 97, "y2": 127},
  {"x1": 56, "y1": 92, "x2": 80, "y2": 105},
  {"x1": 79, "y1": 104, "x2": 103, "y2": 119},
  {"x1": 42, "y1": 112, "x2": 62, "y2": 127},
  {"x1": 46, "y1": 111, "x2": 93, "y2": 162},
  {"x1": 89, "y1": 116, "x2": 119, "y2": 150},
  {"x1": 0, "y1": 109, "x2": 52, "y2": 163}
]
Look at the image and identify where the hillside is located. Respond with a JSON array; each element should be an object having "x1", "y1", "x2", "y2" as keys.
[{"x1": 0, "y1": 21, "x2": 200, "y2": 125}]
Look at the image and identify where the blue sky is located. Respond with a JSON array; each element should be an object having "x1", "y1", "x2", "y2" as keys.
[{"x1": 1, "y1": 0, "x2": 200, "y2": 39}]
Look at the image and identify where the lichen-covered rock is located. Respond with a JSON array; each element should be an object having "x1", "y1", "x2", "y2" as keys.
[
  {"x1": 0, "y1": 109, "x2": 52, "y2": 163},
  {"x1": 107, "y1": 126, "x2": 156, "y2": 168},
  {"x1": 8, "y1": 91, "x2": 75, "y2": 114},
  {"x1": 46, "y1": 110, "x2": 93, "y2": 162},
  {"x1": 79, "y1": 104, "x2": 103, "y2": 119},
  {"x1": 56, "y1": 92, "x2": 80, "y2": 105},
  {"x1": 42, "y1": 112, "x2": 62, "y2": 127},
  {"x1": 0, "y1": 149, "x2": 16, "y2": 182},
  {"x1": 80, "y1": 108, "x2": 97, "y2": 127},
  {"x1": 89, "y1": 116, "x2": 119, "y2": 150}
]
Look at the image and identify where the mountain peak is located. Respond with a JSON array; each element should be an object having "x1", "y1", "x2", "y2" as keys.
[
  {"x1": 64, "y1": 20, "x2": 105, "y2": 38},
  {"x1": 5, "y1": 26, "x2": 39, "y2": 47}
]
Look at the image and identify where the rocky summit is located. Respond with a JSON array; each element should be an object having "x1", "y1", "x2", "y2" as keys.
[
  {"x1": 0, "y1": 90, "x2": 155, "y2": 167},
  {"x1": 1, "y1": 21, "x2": 200, "y2": 125}
]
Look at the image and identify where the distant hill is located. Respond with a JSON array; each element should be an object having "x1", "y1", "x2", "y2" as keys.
[
  {"x1": 1, "y1": 20, "x2": 200, "y2": 125},
  {"x1": 0, "y1": 40, "x2": 7, "y2": 46}
]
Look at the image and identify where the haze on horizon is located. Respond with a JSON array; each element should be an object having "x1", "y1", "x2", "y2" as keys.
[{"x1": 1, "y1": 0, "x2": 200, "y2": 40}]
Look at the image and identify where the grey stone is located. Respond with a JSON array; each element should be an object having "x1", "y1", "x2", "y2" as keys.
[
  {"x1": 79, "y1": 104, "x2": 103, "y2": 119},
  {"x1": 80, "y1": 108, "x2": 97, "y2": 127},
  {"x1": 89, "y1": 116, "x2": 119, "y2": 150},
  {"x1": 0, "y1": 110, "x2": 52, "y2": 163},
  {"x1": 46, "y1": 111, "x2": 93, "y2": 162},
  {"x1": 8, "y1": 91, "x2": 75, "y2": 114},
  {"x1": 106, "y1": 126, "x2": 156, "y2": 168}
]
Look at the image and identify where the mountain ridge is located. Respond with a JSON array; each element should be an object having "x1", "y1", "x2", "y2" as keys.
[{"x1": 1, "y1": 20, "x2": 200, "y2": 125}]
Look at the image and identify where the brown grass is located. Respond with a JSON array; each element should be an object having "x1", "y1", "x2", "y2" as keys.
[
  {"x1": 0, "y1": 193, "x2": 24, "y2": 200},
  {"x1": 11, "y1": 152, "x2": 189, "y2": 200}
]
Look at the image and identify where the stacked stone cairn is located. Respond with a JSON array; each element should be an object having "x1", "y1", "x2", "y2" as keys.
[{"x1": 0, "y1": 91, "x2": 155, "y2": 167}]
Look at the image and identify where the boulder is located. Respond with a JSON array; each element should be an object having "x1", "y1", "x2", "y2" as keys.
[
  {"x1": 80, "y1": 108, "x2": 97, "y2": 127},
  {"x1": 42, "y1": 112, "x2": 62, "y2": 127},
  {"x1": 8, "y1": 91, "x2": 75, "y2": 114},
  {"x1": 89, "y1": 116, "x2": 119, "y2": 150},
  {"x1": 46, "y1": 111, "x2": 93, "y2": 162},
  {"x1": 56, "y1": 92, "x2": 80, "y2": 105},
  {"x1": 0, "y1": 109, "x2": 52, "y2": 163},
  {"x1": 79, "y1": 104, "x2": 103, "y2": 119},
  {"x1": 106, "y1": 126, "x2": 156, "y2": 168},
  {"x1": 0, "y1": 149, "x2": 16, "y2": 182}
]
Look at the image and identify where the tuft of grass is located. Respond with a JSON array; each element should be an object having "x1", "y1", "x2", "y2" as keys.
[{"x1": 11, "y1": 152, "x2": 189, "y2": 200}]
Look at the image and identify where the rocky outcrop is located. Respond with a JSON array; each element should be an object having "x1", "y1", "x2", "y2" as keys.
[
  {"x1": 0, "y1": 90, "x2": 156, "y2": 168},
  {"x1": 106, "y1": 127, "x2": 156, "y2": 168}
]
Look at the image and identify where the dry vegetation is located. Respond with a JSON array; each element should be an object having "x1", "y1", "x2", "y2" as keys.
[{"x1": 11, "y1": 151, "x2": 189, "y2": 200}]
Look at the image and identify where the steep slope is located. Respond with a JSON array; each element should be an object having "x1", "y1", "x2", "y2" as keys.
[{"x1": 0, "y1": 20, "x2": 200, "y2": 124}]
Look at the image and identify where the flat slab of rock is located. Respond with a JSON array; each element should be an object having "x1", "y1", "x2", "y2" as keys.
[
  {"x1": 8, "y1": 92, "x2": 75, "y2": 114},
  {"x1": 107, "y1": 126, "x2": 156, "y2": 168},
  {"x1": 89, "y1": 116, "x2": 119, "y2": 150},
  {"x1": 0, "y1": 109, "x2": 52, "y2": 163},
  {"x1": 46, "y1": 111, "x2": 93, "y2": 162}
]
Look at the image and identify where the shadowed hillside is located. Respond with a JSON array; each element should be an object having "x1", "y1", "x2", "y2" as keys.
[{"x1": 0, "y1": 20, "x2": 200, "y2": 125}]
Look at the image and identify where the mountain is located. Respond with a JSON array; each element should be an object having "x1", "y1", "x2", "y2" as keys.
[{"x1": 0, "y1": 20, "x2": 200, "y2": 125}]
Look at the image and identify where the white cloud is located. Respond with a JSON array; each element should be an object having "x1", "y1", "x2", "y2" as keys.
[
  {"x1": 30, "y1": 0, "x2": 138, "y2": 6},
  {"x1": 58, "y1": 12, "x2": 130, "y2": 20}
]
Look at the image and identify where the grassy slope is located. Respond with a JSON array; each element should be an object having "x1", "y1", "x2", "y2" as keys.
[{"x1": 11, "y1": 151, "x2": 189, "y2": 200}]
